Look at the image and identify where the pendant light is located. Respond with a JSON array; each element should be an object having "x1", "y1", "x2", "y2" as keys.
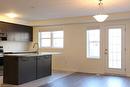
[{"x1": 93, "y1": 0, "x2": 109, "y2": 22}]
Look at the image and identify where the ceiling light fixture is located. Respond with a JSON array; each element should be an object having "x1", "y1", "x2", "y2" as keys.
[
  {"x1": 5, "y1": 13, "x2": 18, "y2": 18},
  {"x1": 93, "y1": 0, "x2": 109, "y2": 22}
]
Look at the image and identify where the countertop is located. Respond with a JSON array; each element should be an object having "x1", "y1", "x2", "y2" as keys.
[
  {"x1": 4, "y1": 52, "x2": 61, "y2": 57},
  {"x1": 4, "y1": 51, "x2": 37, "y2": 54}
]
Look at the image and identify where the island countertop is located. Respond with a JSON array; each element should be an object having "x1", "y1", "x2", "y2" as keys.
[{"x1": 4, "y1": 52, "x2": 61, "y2": 57}]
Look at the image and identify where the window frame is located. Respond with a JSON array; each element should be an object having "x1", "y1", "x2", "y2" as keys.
[
  {"x1": 39, "y1": 31, "x2": 64, "y2": 48},
  {"x1": 86, "y1": 29, "x2": 101, "y2": 59}
]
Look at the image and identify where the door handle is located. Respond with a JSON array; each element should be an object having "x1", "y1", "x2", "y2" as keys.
[{"x1": 104, "y1": 49, "x2": 108, "y2": 54}]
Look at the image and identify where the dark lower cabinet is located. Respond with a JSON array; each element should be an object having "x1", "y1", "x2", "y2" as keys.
[
  {"x1": 4, "y1": 56, "x2": 19, "y2": 85},
  {"x1": 4, "y1": 56, "x2": 37, "y2": 85},
  {"x1": 3, "y1": 55, "x2": 52, "y2": 85},
  {"x1": 18, "y1": 57, "x2": 37, "y2": 84},
  {"x1": 37, "y1": 55, "x2": 51, "y2": 79}
]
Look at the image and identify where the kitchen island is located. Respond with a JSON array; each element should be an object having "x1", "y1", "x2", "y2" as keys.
[{"x1": 3, "y1": 52, "x2": 59, "y2": 85}]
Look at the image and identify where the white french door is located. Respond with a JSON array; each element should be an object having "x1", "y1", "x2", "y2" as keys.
[{"x1": 104, "y1": 26, "x2": 125, "y2": 75}]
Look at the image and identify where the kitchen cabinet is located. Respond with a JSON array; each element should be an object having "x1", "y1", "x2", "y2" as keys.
[
  {"x1": 4, "y1": 56, "x2": 37, "y2": 84},
  {"x1": 37, "y1": 55, "x2": 51, "y2": 79},
  {"x1": 0, "y1": 22, "x2": 8, "y2": 41},
  {"x1": 18, "y1": 57, "x2": 36, "y2": 84},
  {"x1": 0, "y1": 21, "x2": 33, "y2": 41},
  {"x1": 4, "y1": 54, "x2": 52, "y2": 85},
  {"x1": 4, "y1": 56, "x2": 19, "y2": 84}
]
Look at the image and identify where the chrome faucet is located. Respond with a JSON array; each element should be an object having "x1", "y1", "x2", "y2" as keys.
[{"x1": 33, "y1": 43, "x2": 39, "y2": 54}]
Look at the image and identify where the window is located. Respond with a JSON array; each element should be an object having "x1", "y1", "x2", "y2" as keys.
[
  {"x1": 52, "y1": 31, "x2": 64, "y2": 48},
  {"x1": 40, "y1": 32, "x2": 51, "y2": 47},
  {"x1": 39, "y1": 31, "x2": 64, "y2": 48},
  {"x1": 86, "y1": 29, "x2": 100, "y2": 59}
]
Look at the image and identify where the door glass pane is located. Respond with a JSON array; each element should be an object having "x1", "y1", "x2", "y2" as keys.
[{"x1": 108, "y1": 29, "x2": 121, "y2": 69}]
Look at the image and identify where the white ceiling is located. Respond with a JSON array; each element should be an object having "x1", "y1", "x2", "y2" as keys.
[{"x1": 1, "y1": 0, "x2": 130, "y2": 21}]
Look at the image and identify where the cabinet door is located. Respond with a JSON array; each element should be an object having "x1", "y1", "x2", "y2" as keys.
[
  {"x1": 16, "y1": 25, "x2": 33, "y2": 41},
  {"x1": 6, "y1": 32, "x2": 14, "y2": 41},
  {"x1": 37, "y1": 55, "x2": 52, "y2": 79},
  {"x1": 21, "y1": 32, "x2": 30, "y2": 41},
  {"x1": 0, "y1": 21, "x2": 33, "y2": 41},
  {"x1": 18, "y1": 57, "x2": 36, "y2": 84},
  {"x1": 3, "y1": 56, "x2": 18, "y2": 85}
]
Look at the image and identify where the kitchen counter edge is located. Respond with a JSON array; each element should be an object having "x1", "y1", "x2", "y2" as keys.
[{"x1": 4, "y1": 52, "x2": 61, "y2": 57}]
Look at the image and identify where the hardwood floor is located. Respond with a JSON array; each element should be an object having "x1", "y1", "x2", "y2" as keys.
[
  {"x1": 0, "y1": 71, "x2": 73, "y2": 87},
  {"x1": 40, "y1": 73, "x2": 130, "y2": 87}
]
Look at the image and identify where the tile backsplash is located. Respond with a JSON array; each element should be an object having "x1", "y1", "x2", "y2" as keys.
[{"x1": 0, "y1": 41, "x2": 32, "y2": 52}]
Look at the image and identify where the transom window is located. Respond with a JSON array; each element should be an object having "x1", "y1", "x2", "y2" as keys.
[
  {"x1": 39, "y1": 31, "x2": 64, "y2": 48},
  {"x1": 86, "y1": 29, "x2": 100, "y2": 59}
]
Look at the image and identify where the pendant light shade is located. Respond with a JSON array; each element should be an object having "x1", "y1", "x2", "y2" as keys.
[
  {"x1": 93, "y1": 14, "x2": 108, "y2": 22},
  {"x1": 93, "y1": 0, "x2": 109, "y2": 22}
]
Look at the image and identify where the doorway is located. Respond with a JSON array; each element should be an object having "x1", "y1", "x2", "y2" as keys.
[{"x1": 104, "y1": 26, "x2": 126, "y2": 75}]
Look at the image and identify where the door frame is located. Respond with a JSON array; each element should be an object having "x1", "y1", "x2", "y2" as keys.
[{"x1": 104, "y1": 25, "x2": 126, "y2": 75}]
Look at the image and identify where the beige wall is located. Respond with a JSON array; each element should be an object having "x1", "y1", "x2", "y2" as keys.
[{"x1": 33, "y1": 18, "x2": 130, "y2": 76}]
